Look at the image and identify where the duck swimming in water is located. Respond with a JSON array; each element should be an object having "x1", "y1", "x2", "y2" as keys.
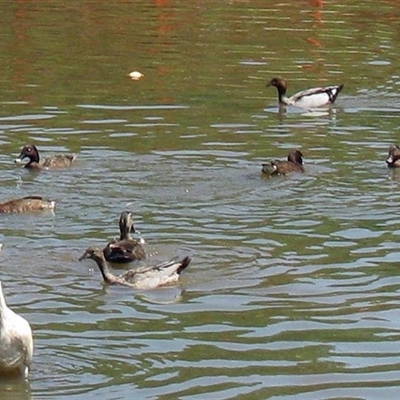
[
  {"x1": 262, "y1": 149, "x2": 305, "y2": 176},
  {"x1": 15, "y1": 144, "x2": 76, "y2": 169},
  {"x1": 103, "y1": 211, "x2": 146, "y2": 263},
  {"x1": 386, "y1": 144, "x2": 400, "y2": 168},
  {"x1": 0, "y1": 196, "x2": 55, "y2": 213},
  {"x1": 80, "y1": 247, "x2": 191, "y2": 290},
  {"x1": 267, "y1": 77, "x2": 344, "y2": 109},
  {"x1": 0, "y1": 281, "x2": 33, "y2": 378}
]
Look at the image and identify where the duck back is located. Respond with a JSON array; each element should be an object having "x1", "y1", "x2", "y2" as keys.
[{"x1": 0, "y1": 196, "x2": 55, "y2": 213}]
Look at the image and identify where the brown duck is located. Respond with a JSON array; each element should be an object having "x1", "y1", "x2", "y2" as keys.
[
  {"x1": 386, "y1": 144, "x2": 400, "y2": 168},
  {"x1": 80, "y1": 247, "x2": 191, "y2": 290},
  {"x1": 0, "y1": 196, "x2": 55, "y2": 213},
  {"x1": 103, "y1": 211, "x2": 146, "y2": 263},
  {"x1": 262, "y1": 149, "x2": 305, "y2": 176},
  {"x1": 15, "y1": 144, "x2": 76, "y2": 169}
]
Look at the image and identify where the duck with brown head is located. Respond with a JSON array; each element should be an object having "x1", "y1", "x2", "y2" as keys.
[
  {"x1": 386, "y1": 144, "x2": 400, "y2": 168},
  {"x1": 103, "y1": 211, "x2": 147, "y2": 263},
  {"x1": 262, "y1": 149, "x2": 305, "y2": 176},
  {"x1": 267, "y1": 77, "x2": 344, "y2": 109},
  {"x1": 80, "y1": 247, "x2": 191, "y2": 290},
  {"x1": 15, "y1": 144, "x2": 76, "y2": 169}
]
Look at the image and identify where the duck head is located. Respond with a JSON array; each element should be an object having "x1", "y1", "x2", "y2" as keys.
[
  {"x1": 287, "y1": 149, "x2": 304, "y2": 165},
  {"x1": 267, "y1": 77, "x2": 288, "y2": 95},
  {"x1": 15, "y1": 144, "x2": 40, "y2": 164},
  {"x1": 79, "y1": 247, "x2": 104, "y2": 262},
  {"x1": 119, "y1": 211, "x2": 136, "y2": 239},
  {"x1": 386, "y1": 144, "x2": 400, "y2": 168}
]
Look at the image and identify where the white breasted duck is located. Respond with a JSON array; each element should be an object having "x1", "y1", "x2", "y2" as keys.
[
  {"x1": 0, "y1": 281, "x2": 33, "y2": 378},
  {"x1": 80, "y1": 247, "x2": 191, "y2": 290},
  {"x1": 267, "y1": 77, "x2": 344, "y2": 109},
  {"x1": 386, "y1": 144, "x2": 400, "y2": 168}
]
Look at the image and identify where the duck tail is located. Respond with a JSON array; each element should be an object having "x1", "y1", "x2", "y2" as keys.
[
  {"x1": 331, "y1": 84, "x2": 344, "y2": 103},
  {"x1": 177, "y1": 256, "x2": 192, "y2": 274}
]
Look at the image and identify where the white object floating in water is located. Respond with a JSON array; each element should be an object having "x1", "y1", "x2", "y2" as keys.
[
  {"x1": 128, "y1": 71, "x2": 144, "y2": 80},
  {"x1": 0, "y1": 281, "x2": 33, "y2": 378}
]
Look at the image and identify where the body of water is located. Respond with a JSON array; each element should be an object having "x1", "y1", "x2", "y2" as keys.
[{"x1": 1, "y1": 1, "x2": 400, "y2": 399}]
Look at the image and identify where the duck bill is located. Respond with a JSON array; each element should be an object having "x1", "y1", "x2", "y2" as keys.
[
  {"x1": 261, "y1": 163, "x2": 276, "y2": 174},
  {"x1": 14, "y1": 157, "x2": 24, "y2": 164},
  {"x1": 79, "y1": 252, "x2": 90, "y2": 261},
  {"x1": 386, "y1": 156, "x2": 393, "y2": 165}
]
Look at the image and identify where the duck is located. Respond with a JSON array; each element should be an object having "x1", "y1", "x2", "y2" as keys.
[
  {"x1": 103, "y1": 211, "x2": 146, "y2": 263},
  {"x1": 267, "y1": 77, "x2": 344, "y2": 109},
  {"x1": 14, "y1": 144, "x2": 76, "y2": 169},
  {"x1": 0, "y1": 196, "x2": 55, "y2": 213},
  {"x1": 80, "y1": 247, "x2": 191, "y2": 290},
  {"x1": 262, "y1": 149, "x2": 305, "y2": 176},
  {"x1": 386, "y1": 144, "x2": 400, "y2": 168},
  {"x1": 0, "y1": 281, "x2": 33, "y2": 378}
]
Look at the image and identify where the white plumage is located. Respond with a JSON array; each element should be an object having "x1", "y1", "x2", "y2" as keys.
[{"x1": 0, "y1": 281, "x2": 33, "y2": 378}]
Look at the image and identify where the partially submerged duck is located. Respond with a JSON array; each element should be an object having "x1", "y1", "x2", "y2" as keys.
[
  {"x1": 103, "y1": 211, "x2": 146, "y2": 263},
  {"x1": 0, "y1": 196, "x2": 55, "y2": 213},
  {"x1": 80, "y1": 247, "x2": 191, "y2": 290},
  {"x1": 15, "y1": 144, "x2": 76, "y2": 169},
  {"x1": 262, "y1": 149, "x2": 305, "y2": 176},
  {"x1": 386, "y1": 144, "x2": 400, "y2": 168},
  {"x1": 0, "y1": 281, "x2": 33, "y2": 378},
  {"x1": 267, "y1": 77, "x2": 344, "y2": 109}
]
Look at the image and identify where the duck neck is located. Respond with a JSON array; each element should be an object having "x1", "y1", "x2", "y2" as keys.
[
  {"x1": 31, "y1": 147, "x2": 40, "y2": 163},
  {"x1": 119, "y1": 225, "x2": 133, "y2": 240},
  {"x1": 275, "y1": 84, "x2": 288, "y2": 105},
  {"x1": 0, "y1": 282, "x2": 7, "y2": 324},
  {"x1": 94, "y1": 255, "x2": 116, "y2": 283},
  {"x1": 25, "y1": 159, "x2": 35, "y2": 168}
]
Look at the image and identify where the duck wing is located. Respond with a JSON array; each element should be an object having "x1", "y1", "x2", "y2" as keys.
[
  {"x1": 0, "y1": 312, "x2": 33, "y2": 375},
  {"x1": 120, "y1": 256, "x2": 191, "y2": 289},
  {"x1": 0, "y1": 336, "x2": 27, "y2": 371},
  {"x1": 103, "y1": 239, "x2": 146, "y2": 263},
  {"x1": 290, "y1": 84, "x2": 344, "y2": 108},
  {"x1": 42, "y1": 154, "x2": 76, "y2": 168}
]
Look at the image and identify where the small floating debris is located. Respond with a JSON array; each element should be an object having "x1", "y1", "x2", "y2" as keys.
[{"x1": 129, "y1": 71, "x2": 144, "y2": 80}]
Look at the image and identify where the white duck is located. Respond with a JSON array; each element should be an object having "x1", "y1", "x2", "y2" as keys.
[
  {"x1": 0, "y1": 281, "x2": 33, "y2": 378},
  {"x1": 267, "y1": 77, "x2": 344, "y2": 109}
]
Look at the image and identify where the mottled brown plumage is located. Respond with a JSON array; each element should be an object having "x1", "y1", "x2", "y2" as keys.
[
  {"x1": 103, "y1": 211, "x2": 146, "y2": 263},
  {"x1": 80, "y1": 247, "x2": 191, "y2": 289},
  {"x1": 0, "y1": 196, "x2": 55, "y2": 213},
  {"x1": 262, "y1": 150, "x2": 305, "y2": 176},
  {"x1": 15, "y1": 144, "x2": 76, "y2": 169}
]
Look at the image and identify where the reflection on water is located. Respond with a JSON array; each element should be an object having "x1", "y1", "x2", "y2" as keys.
[{"x1": 1, "y1": 0, "x2": 400, "y2": 399}]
